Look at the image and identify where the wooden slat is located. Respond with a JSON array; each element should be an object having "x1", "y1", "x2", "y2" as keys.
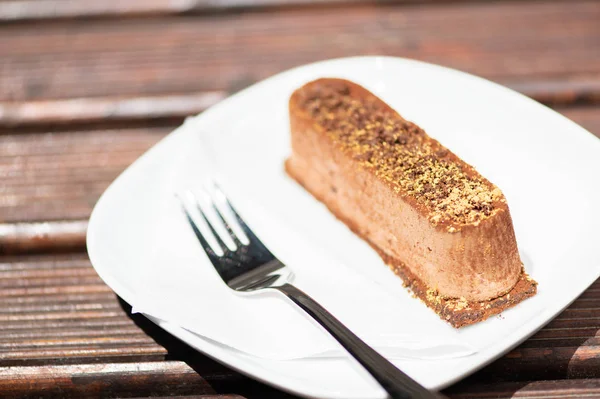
[
  {"x1": 0, "y1": 92, "x2": 225, "y2": 128},
  {"x1": 0, "y1": 0, "x2": 373, "y2": 22},
  {"x1": 0, "y1": 0, "x2": 580, "y2": 24},
  {"x1": 446, "y1": 379, "x2": 600, "y2": 398},
  {"x1": 0, "y1": 252, "x2": 597, "y2": 397},
  {"x1": 1, "y1": 1, "x2": 597, "y2": 398},
  {"x1": 0, "y1": 221, "x2": 87, "y2": 254},
  {"x1": 0, "y1": 127, "x2": 168, "y2": 223},
  {"x1": 0, "y1": 104, "x2": 597, "y2": 226},
  {"x1": 509, "y1": 77, "x2": 600, "y2": 106},
  {"x1": 0, "y1": 362, "x2": 220, "y2": 398},
  {"x1": 3, "y1": 83, "x2": 600, "y2": 131},
  {"x1": 472, "y1": 346, "x2": 600, "y2": 382},
  {"x1": 1, "y1": 1, "x2": 599, "y2": 102},
  {"x1": 0, "y1": 361, "x2": 296, "y2": 399},
  {"x1": 0, "y1": 253, "x2": 298, "y2": 398},
  {"x1": 4, "y1": 360, "x2": 600, "y2": 399},
  {"x1": 0, "y1": 254, "x2": 167, "y2": 366},
  {"x1": 0, "y1": 254, "x2": 598, "y2": 379}
]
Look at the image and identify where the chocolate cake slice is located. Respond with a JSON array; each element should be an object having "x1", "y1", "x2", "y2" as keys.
[{"x1": 285, "y1": 78, "x2": 536, "y2": 327}]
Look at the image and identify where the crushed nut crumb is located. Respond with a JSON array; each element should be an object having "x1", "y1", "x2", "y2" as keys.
[{"x1": 298, "y1": 80, "x2": 504, "y2": 226}]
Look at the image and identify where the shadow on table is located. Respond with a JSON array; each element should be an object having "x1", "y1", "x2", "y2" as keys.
[
  {"x1": 444, "y1": 327, "x2": 600, "y2": 397},
  {"x1": 119, "y1": 295, "x2": 600, "y2": 399},
  {"x1": 118, "y1": 297, "x2": 300, "y2": 399}
]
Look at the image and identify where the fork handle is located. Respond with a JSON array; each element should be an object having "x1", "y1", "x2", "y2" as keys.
[{"x1": 277, "y1": 283, "x2": 445, "y2": 399}]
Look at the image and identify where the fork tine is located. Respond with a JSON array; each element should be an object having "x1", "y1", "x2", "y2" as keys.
[
  {"x1": 209, "y1": 199, "x2": 243, "y2": 248},
  {"x1": 212, "y1": 183, "x2": 261, "y2": 245},
  {"x1": 194, "y1": 192, "x2": 229, "y2": 255},
  {"x1": 177, "y1": 196, "x2": 220, "y2": 261}
]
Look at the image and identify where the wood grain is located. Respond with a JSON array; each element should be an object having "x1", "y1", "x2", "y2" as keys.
[
  {"x1": 0, "y1": 362, "x2": 219, "y2": 398},
  {"x1": 1, "y1": 1, "x2": 599, "y2": 102},
  {"x1": 1, "y1": 0, "x2": 368, "y2": 22},
  {"x1": 0, "y1": 127, "x2": 168, "y2": 223},
  {"x1": 446, "y1": 379, "x2": 600, "y2": 398},
  {"x1": 0, "y1": 254, "x2": 597, "y2": 365},
  {"x1": 0, "y1": 0, "x2": 580, "y2": 23},
  {"x1": 0, "y1": 92, "x2": 226, "y2": 128},
  {"x1": 0, "y1": 254, "x2": 167, "y2": 366},
  {"x1": 3, "y1": 82, "x2": 600, "y2": 130},
  {"x1": 0, "y1": 221, "x2": 87, "y2": 254},
  {"x1": 509, "y1": 77, "x2": 600, "y2": 106},
  {"x1": 1, "y1": 0, "x2": 599, "y2": 397},
  {"x1": 0, "y1": 104, "x2": 597, "y2": 226},
  {"x1": 0, "y1": 253, "x2": 598, "y2": 398},
  {"x1": 0, "y1": 361, "x2": 295, "y2": 398}
]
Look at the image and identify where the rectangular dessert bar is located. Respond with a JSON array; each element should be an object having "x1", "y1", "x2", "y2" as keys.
[{"x1": 285, "y1": 78, "x2": 536, "y2": 327}]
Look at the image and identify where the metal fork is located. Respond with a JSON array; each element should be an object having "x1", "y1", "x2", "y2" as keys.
[{"x1": 180, "y1": 184, "x2": 444, "y2": 399}]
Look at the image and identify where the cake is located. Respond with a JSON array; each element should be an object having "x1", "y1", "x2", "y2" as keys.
[{"x1": 285, "y1": 78, "x2": 537, "y2": 327}]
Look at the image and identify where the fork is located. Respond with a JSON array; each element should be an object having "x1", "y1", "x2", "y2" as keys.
[{"x1": 179, "y1": 184, "x2": 444, "y2": 399}]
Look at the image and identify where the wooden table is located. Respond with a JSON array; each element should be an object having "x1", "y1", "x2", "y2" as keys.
[{"x1": 1, "y1": 1, "x2": 599, "y2": 397}]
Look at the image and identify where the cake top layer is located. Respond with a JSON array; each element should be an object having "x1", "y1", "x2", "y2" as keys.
[{"x1": 296, "y1": 79, "x2": 504, "y2": 228}]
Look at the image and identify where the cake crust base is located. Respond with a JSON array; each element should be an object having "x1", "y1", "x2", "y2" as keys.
[
  {"x1": 286, "y1": 159, "x2": 537, "y2": 328},
  {"x1": 386, "y1": 259, "x2": 537, "y2": 328}
]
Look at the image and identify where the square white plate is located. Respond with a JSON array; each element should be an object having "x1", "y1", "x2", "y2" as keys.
[{"x1": 87, "y1": 56, "x2": 600, "y2": 398}]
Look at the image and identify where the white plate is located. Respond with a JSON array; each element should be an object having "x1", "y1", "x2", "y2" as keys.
[{"x1": 87, "y1": 56, "x2": 600, "y2": 398}]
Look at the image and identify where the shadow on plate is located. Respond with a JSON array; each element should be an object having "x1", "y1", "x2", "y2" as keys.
[
  {"x1": 119, "y1": 276, "x2": 600, "y2": 399},
  {"x1": 118, "y1": 297, "x2": 300, "y2": 399}
]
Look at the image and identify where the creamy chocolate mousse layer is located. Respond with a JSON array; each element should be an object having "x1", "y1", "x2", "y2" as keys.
[{"x1": 285, "y1": 78, "x2": 536, "y2": 326}]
